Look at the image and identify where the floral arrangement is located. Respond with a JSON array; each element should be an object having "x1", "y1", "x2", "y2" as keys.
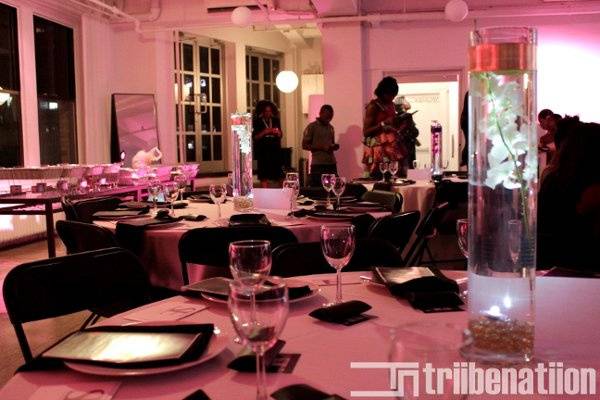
[
  {"x1": 472, "y1": 72, "x2": 537, "y2": 228},
  {"x1": 132, "y1": 147, "x2": 163, "y2": 169}
]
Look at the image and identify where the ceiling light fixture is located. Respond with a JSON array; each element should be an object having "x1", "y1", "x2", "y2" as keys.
[
  {"x1": 445, "y1": 0, "x2": 469, "y2": 22},
  {"x1": 231, "y1": 6, "x2": 252, "y2": 27},
  {"x1": 275, "y1": 71, "x2": 299, "y2": 93}
]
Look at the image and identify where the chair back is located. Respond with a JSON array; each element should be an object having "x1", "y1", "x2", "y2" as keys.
[
  {"x1": 351, "y1": 213, "x2": 376, "y2": 239},
  {"x1": 344, "y1": 182, "x2": 368, "y2": 199},
  {"x1": 368, "y1": 210, "x2": 421, "y2": 254},
  {"x1": 62, "y1": 197, "x2": 121, "y2": 223},
  {"x1": 271, "y1": 239, "x2": 403, "y2": 277},
  {"x1": 403, "y1": 202, "x2": 450, "y2": 266},
  {"x1": 178, "y1": 226, "x2": 298, "y2": 285},
  {"x1": 3, "y1": 248, "x2": 151, "y2": 361},
  {"x1": 372, "y1": 182, "x2": 392, "y2": 192},
  {"x1": 56, "y1": 220, "x2": 119, "y2": 254},
  {"x1": 361, "y1": 190, "x2": 403, "y2": 213}
]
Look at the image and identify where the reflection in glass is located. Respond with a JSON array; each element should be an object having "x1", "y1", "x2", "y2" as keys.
[
  {"x1": 201, "y1": 135, "x2": 211, "y2": 161},
  {"x1": 199, "y1": 46, "x2": 209, "y2": 73},
  {"x1": 184, "y1": 105, "x2": 195, "y2": 131},
  {"x1": 210, "y1": 48, "x2": 220, "y2": 74},
  {"x1": 185, "y1": 136, "x2": 196, "y2": 161},
  {"x1": 212, "y1": 107, "x2": 222, "y2": 132},
  {"x1": 182, "y1": 43, "x2": 193, "y2": 71}
]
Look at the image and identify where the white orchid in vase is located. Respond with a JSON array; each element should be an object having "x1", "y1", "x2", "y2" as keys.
[{"x1": 473, "y1": 72, "x2": 537, "y2": 235}]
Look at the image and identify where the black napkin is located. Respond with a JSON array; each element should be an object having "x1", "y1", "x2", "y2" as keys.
[
  {"x1": 17, "y1": 357, "x2": 66, "y2": 373},
  {"x1": 228, "y1": 340, "x2": 286, "y2": 372},
  {"x1": 144, "y1": 200, "x2": 189, "y2": 209},
  {"x1": 41, "y1": 324, "x2": 214, "y2": 369},
  {"x1": 188, "y1": 194, "x2": 228, "y2": 204},
  {"x1": 391, "y1": 179, "x2": 416, "y2": 186},
  {"x1": 93, "y1": 209, "x2": 148, "y2": 219},
  {"x1": 272, "y1": 384, "x2": 347, "y2": 400},
  {"x1": 229, "y1": 213, "x2": 270, "y2": 226},
  {"x1": 118, "y1": 201, "x2": 151, "y2": 211},
  {"x1": 181, "y1": 214, "x2": 208, "y2": 222},
  {"x1": 373, "y1": 267, "x2": 464, "y2": 312},
  {"x1": 116, "y1": 212, "x2": 182, "y2": 253},
  {"x1": 183, "y1": 389, "x2": 211, "y2": 400},
  {"x1": 309, "y1": 300, "x2": 372, "y2": 325}
]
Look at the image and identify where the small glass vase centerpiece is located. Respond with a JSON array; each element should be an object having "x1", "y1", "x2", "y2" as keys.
[
  {"x1": 461, "y1": 27, "x2": 538, "y2": 364},
  {"x1": 231, "y1": 112, "x2": 254, "y2": 211}
]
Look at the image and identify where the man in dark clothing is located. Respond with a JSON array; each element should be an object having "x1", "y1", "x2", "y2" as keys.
[{"x1": 302, "y1": 104, "x2": 339, "y2": 187}]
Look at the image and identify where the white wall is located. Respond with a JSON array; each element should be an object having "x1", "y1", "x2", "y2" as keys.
[{"x1": 322, "y1": 13, "x2": 600, "y2": 177}]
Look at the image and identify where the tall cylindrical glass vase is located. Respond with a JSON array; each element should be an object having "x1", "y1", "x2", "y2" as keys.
[
  {"x1": 231, "y1": 113, "x2": 254, "y2": 211},
  {"x1": 461, "y1": 27, "x2": 538, "y2": 364}
]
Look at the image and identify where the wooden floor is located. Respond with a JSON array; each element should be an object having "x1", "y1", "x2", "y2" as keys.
[{"x1": 0, "y1": 240, "x2": 90, "y2": 387}]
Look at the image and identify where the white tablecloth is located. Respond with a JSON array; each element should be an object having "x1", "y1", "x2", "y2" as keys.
[
  {"x1": 96, "y1": 202, "x2": 389, "y2": 290},
  {"x1": 363, "y1": 180, "x2": 437, "y2": 218},
  {"x1": 1, "y1": 272, "x2": 598, "y2": 399}
]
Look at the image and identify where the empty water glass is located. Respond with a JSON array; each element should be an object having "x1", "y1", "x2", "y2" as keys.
[
  {"x1": 379, "y1": 162, "x2": 389, "y2": 182},
  {"x1": 282, "y1": 179, "x2": 299, "y2": 215},
  {"x1": 321, "y1": 173, "x2": 335, "y2": 208},
  {"x1": 388, "y1": 160, "x2": 399, "y2": 181},
  {"x1": 321, "y1": 224, "x2": 355, "y2": 305},
  {"x1": 209, "y1": 183, "x2": 227, "y2": 218},
  {"x1": 331, "y1": 176, "x2": 346, "y2": 210}
]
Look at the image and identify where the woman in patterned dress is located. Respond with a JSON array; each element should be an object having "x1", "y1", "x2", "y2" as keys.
[{"x1": 362, "y1": 76, "x2": 407, "y2": 178}]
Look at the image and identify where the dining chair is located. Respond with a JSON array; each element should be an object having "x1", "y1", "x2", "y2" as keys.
[
  {"x1": 271, "y1": 239, "x2": 403, "y2": 277},
  {"x1": 368, "y1": 210, "x2": 421, "y2": 255},
  {"x1": 56, "y1": 220, "x2": 119, "y2": 254},
  {"x1": 62, "y1": 196, "x2": 122, "y2": 223},
  {"x1": 178, "y1": 226, "x2": 299, "y2": 285},
  {"x1": 361, "y1": 190, "x2": 403, "y2": 213},
  {"x1": 372, "y1": 182, "x2": 392, "y2": 192},
  {"x1": 351, "y1": 213, "x2": 376, "y2": 239},
  {"x1": 403, "y1": 202, "x2": 450, "y2": 266},
  {"x1": 3, "y1": 247, "x2": 151, "y2": 362}
]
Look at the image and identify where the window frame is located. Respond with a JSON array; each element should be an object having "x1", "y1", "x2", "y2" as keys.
[{"x1": 245, "y1": 49, "x2": 283, "y2": 115}]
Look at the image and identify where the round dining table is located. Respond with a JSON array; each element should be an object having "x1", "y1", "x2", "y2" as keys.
[
  {"x1": 1, "y1": 271, "x2": 598, "y2": 399},
  {"x1": 96, "y1": 202, "x2": 390, "y2": 290}
]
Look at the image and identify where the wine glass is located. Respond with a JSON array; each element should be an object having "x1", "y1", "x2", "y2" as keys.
[
  {"x1": 456, "y1": 218, "x2": 469, "y2": 259},
  {"x1": 331, "y1": 176, "x2": 346, "y2": 210},
  {"x1": 164, "y1": 183, "x2": 180, "y2": 217},
  {"x1": 148, "y1": 179, "x2": 163, "y2": 216},
  {"x1": 229, "y1": 277, "x2": 289, "y2": 400},
  {"x1": 388, "y1": 160, "x2": 399, "y2": 181},
  {"x1": 379, "y1": 162, "x2": 389, "y2": 182},
  {"x1": 508, "y1": 219, "x2": 522, "y2": 267},
  {"x1": 320, "y1": 224, "x2": 356, "y2": 305},
  {"x1": 229, "y1": 240, "x2": 272, "y2": 288},
  {"x1": 209, "y1": 183, "x2": 227, "y2": 219},
  {"x1": 321, "y1": 173, "x2": 335, "y2": 209},
  {"x1": 174, "y1": 172, "x2": 187, "y2": 201},
  {"x1": 282, "y1": 179, "x2": 299, "y2": 215}
]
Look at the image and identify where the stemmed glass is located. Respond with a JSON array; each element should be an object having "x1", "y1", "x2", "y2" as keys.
[
  {"x1": 209, "y1": 183, "x2": 227, "y2": 219},
  {"x1": 331, "y1": 176, "x2": 346, "y2": 210},
  {"x1": 229, "y1": 277, "x2": 289, "y2": 400},
  {"x1": 388, "y1": 160, "x2": 399, "y2": 182},
  {"x1": 164, "y1": 183, "x2": 180, "y2": 217},
  {"x1": 285, "y1": 172, "x2": 299, "y2": 184},
  {"x1": 320, "y1": 224, "x2": 355, "y2": 305},
  {"x1": 174, "y1": 172, "x2": 187, "y2": 201},
  {"x1": 148, "y1": 178, "x2": 163, "y2": 216},
  {"x1": 282, "y1": 179, "x2": 299, "y2": 215},
  {"x1": 321, "y1": 174, "x2": 335, "y2": 209},
  {"x1": 508, "y1": 219, "x2": 522, "y2": 267},
  {"x1": 379, "y1": 162, "x2": 389, "y2": 182}
]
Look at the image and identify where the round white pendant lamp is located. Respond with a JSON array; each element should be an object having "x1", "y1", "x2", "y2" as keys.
[
  {"x1": 444, "y1": 0, "x2": 469, "y2": 22},
  {"x1": 275, "y1": 71, "x2": 299, "y2": 93},
  {"x1": 231, "y1": 6, "x2": 252, "y2": 27}
]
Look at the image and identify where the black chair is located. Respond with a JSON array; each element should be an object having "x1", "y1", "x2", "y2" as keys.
[
  {"x1": 372, "y1": 182, "x2": 392, "y2": 192},
  {"x1": 271, "y1": 239, "x2": 403, "y2": 277},
  {"x1": 178, "y1": 226, "x2": 298, "y2": 285},
  {"x1": 368, "y1": 211, "x2": 421, "y2": 255},
  {"x1": 361, "y1": 190, "x2": 403, "y2": 213},
  {"x1": 403, "y1": 202, "x2": 450, "y2": 266},
  {"x1": 56, "y1": 220, "x2": 119, "y2": 254},
  {"x1": 351, "y1": 213, "x2": 376, "y2": 239},
  {"x1": 344, "y1": 183, "x2": 368, "y2": 199},
  {"x1": 62, "y1": 197, "x2": 122, "y2": 223},
  {"x1": 3, "y1": 248, "x2": 151, "y2": 362}
]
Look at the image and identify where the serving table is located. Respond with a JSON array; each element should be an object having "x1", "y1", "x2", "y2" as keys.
[
  {"x1": 1, "y1": 271, "x2": 598, "y2": 399},
  {"x1": 0, "y1": 186, "x2": 147, "y2": 257}
]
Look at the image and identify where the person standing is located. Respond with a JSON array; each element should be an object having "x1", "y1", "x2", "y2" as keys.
[
  {"x1": 302, "y1": 104, "x2": 339, "y2": 187},
  {"x1": 362, "y1": 76, "x2": 407, "y2": 178},
  {"x1": 252, "y1": 100, "x2": 284, "y2": 188}
]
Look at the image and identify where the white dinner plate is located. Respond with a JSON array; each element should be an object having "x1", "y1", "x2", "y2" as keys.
[
  {"x1": 65, "y1": 325, "x2": 228, "y2": 377},
  {"x1": 200, "y1": 279, "x2": 321, "y2": 304}
]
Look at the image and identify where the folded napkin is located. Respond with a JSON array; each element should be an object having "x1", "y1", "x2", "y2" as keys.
[
  {"x1": 391, "y1": 179, "x2": 416, "y2": 186},
  {"x1": 188, "y1": 194, "x2": 228, "y2": 204},
  {"x1": 118, "y1": 201, "x2": 151, "y2": 211},
  {"x1": 272, "y1": 384, "x2": 346, "y2": 400},
  {"x1": 144, "y1": 200, "x2": 189, "y2": 209},
  {"x1": 228, "y1": 340, "x2": 286, "y2": 372},
  {"x1": 181, "y1": 214, "x2": 208, "y2": 222},
  {"x1": 41, "y1": 324, "x2": 214, "y2": 369},
  {"x1": 183, "y1": 389, "x2": 211, "y2": 400},
  {"x1": 229, "y1": 213, "x2": 270, "y2": 226},
  {"x1": 297, "y1": 198, "x2": 315, "y2": 206},
  {"x1": 309, "y1": 300, "x2": 372, "y2": 325},
  {"x1": 93, "y1": 209, "x2": 148, "y2": 219},
  {"x1": 116, "y1": 213, "x2": 182, "y2": 253},
  {"x1": 373, "y1": 267, "x2": 464, "y2": 312}
]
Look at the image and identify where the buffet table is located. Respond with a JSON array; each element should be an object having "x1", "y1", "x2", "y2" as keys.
[
  {"x1": 96, "y1": 202, "x2": 389, "y2": 290},
  {"x1": 1, "y1": 272, "x2": 598, "y2": 399}
]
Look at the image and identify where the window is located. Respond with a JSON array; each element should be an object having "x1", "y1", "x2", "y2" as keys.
[
  {"x1": 34, "y1": 16, "x2": 77, "y2": 165},
  {"x1": 0, "y1": 3, "x2": 22, "y2": 167},
  {"x1": 175, "y1": 35, "x2": 225, "y2": 171},
  {"x1": 246, "y1": 51, "x2": 281, "y2": 114}
]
